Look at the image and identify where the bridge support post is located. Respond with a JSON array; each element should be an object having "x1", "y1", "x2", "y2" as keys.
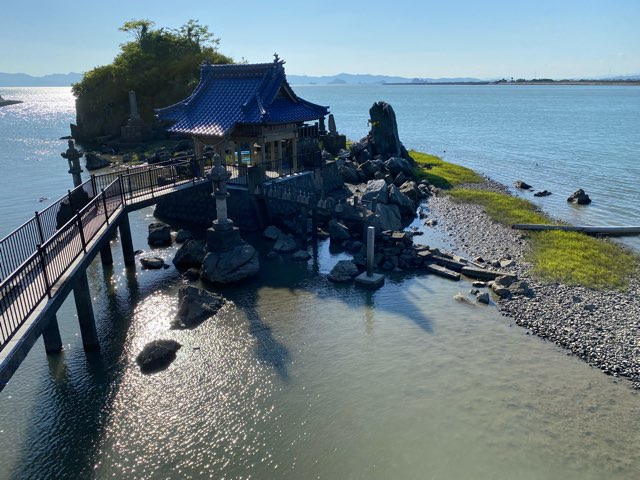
[
  {"x1": 73, "y1": 271, "x2": 100, "y2": 351},
  {"x1": 118, "y1": 213, "x2": 136, "y2": 266},
  {"x1": 100, "y1": 242, "x2": 113, "y2": 265},
  {"x1": 42, "y1": 314, "x2": 63, "y2": 354}
]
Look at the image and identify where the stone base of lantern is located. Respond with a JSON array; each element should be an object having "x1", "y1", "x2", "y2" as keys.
[
  {"x1": 207, "y1": 220, "x2": 242, "y2": 252},
  {"x1": 355, "y1": 271, "x2": 385, "y2": 289}
]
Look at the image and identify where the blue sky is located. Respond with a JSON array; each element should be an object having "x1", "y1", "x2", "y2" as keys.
[{"x1": 2, "y1": 0, "x2": 639, "y2": 78}]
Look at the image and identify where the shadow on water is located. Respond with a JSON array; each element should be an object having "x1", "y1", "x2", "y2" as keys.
[{"x1": 7, "y1": 262, "x2": 147, "y2": 479}]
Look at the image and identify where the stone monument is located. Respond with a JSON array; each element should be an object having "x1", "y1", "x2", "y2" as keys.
[
  {"x1": 121, "y1": 90, "x2": 144, "y2": 141},
  {"x1": 319, "y1": 113, "x2": 347, "y2": 155}
]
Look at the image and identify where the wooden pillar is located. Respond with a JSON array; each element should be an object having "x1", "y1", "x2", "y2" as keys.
[
  {"x1": 100, "y1": 242, "x2": 113, "y2": 265},
  {"x1": 292, "y1": 136, "x2": 298, "y2": 172},
  {"x1": 119, "y1": 212, "x2": 135, "y2": 266},
  {"x1": 193, "y1": 137, "x2": 204, "y2": 159},
  {"x1": 73, "y1": 271, "x2": 99, "y2": 351},
  {"x1": 277, "y1": 140, "x2": 283, "y2": 174},
  {"x1": 42, "y1": 314, "x2": 63, "y2": 354}
]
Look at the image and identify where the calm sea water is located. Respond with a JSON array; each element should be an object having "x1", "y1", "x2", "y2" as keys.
[{"x1": 0, "y1": 87, "x2": 639, "y2": 479}]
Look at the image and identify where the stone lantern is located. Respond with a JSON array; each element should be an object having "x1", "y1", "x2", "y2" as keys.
[
  {"x1": 207, "y1": 154, "x2": 241, "y2": 252},
  {"x1": 61, "y1": 139, "x2": 83, "y2": 187}
]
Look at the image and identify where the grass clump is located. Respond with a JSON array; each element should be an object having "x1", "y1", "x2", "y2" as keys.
[
  {"x1": 528, "y1": 231, "x2": 637, "y2": 290},
  {"x1": 440, "y1": 181, "x2": 637, "y2": 290},
  {"x1": 448, "y1": 188, "x2": 550, "y2": 225},
  {"x1": 410, "y1": 150, "x2": 483, "y2": 188}
]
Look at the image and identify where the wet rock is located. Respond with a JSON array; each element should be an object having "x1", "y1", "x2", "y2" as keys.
[
  {"x1": 136, "y1": 339, "x2": 181, "y2": 373},
  {"x1": 173, "y1": 240, "x2": 206, "y2": 269},
  {"x1": 328, "y1": 260, "x2": 359, "y2": 283},
  {"x1": 175, "y1": 229, "x2": 193, "y2": 243},
  {"x1": 373, "y1": 203, "x2": 401, "y2": 231},
  {"x1": 514, "y1": 180, "x2": 532, "y2": 190},
  {"x1": 148, "y1": 222, "x2": 172, "y2": 246},
  {"x1": 84, "y1": 152, "x2": 113, "y2": 170},
  {"x1": 183, "y1": 268, "x2": 200, "y2": 280},
  {"x1": 494, "y1": 275, "x2": 515, "y2": 287},
  {"x1": 534, "y1": 190, "x2": 552, "y2": 197},
  {"x1": 263, "y1": 225, "x2": 282, "y2": 240},
  {"x1": 172, "y1": 285, "x2": 225, "y2": 329},
  {"x1": 567, "y1": 189, "x2": 591, "y2": 205},
  {"x1": 491, "y1": 284, "x2": 511, "y2": 298},
  {"x1": 476, "y1": 292, "x2": 490, "y2": 304},
  {"x1": 273, "y1": 233, "x2": 297, "y2": 253},
  {"x1": 140, "y1": 256, "x2": 165, "y2": 269},
  {"x1": 472, "y1": 281, "x2": 487, "y2": 288},
  {"x1": 200, "y1": 243, "x2": 260, "y2": 284}
]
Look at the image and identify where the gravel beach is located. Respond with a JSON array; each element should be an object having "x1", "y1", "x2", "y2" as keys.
[{"x1": 425, "y1": 179, "x2": 640, "y2": 389}]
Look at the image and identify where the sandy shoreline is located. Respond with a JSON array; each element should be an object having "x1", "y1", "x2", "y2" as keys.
[{"x1": 424, "y1": 179, "x2": 640, "y2": 389}]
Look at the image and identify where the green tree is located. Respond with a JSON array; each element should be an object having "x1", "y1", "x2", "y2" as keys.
[{"x1": 72, "y1": 19, "x2": 232, "y2": 140}]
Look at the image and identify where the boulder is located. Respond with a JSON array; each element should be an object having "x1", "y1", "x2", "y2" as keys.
[
  {"x1": 388, "y1": 184, "x2": 416, "y2": 217},
  {"x1": 172, "y1": 240, "x2": 207, "y2": 269},
  {"x1": 84, "y1": 152, "x2": 112, "y2": 170},
  {"x1": 393, "y1": 172, "x2": 409, "y2": 187},
  {"x1": 140, "y1": 256, "x2": 165, "y2": 269},
  {"x1": 514, "y1": 180, "x2": 532, "y2": 190},
  {"x1": 183, "y1": 268, "x2": 200, "y2": 280},
  {"x1": 148, "y1": 222, "x2": 172, "y2": 246},
  {"x1": 494, "y1": 275, "x2": 515, "y2": 287},
  {"x1": 491, "y1": 283, "x2": 511, "y2": 298},
  {"x1": 273, "y1": 233, "x2": 297, "y2": 253},
  {"x1": 263, "y1": 225, "x2": 282, "y2": 240},
  {"x1": 339, "y1": 165, "x2": 361, "y2": 184},
  {"x1": 357, "y1": 148, "x2": 371, "y2": 164},
  {"x1": 384, "y1": 157, "x2": 413, "y2": 177},
  {"x1": 136, "y1": 339, "x2": 181, "y2": 373},
  {"x1": 327, "y1": 219, "x2": 351, "y2": 242},
  {"x1": 328, "y1": 260, "x2": 359, "y2": 283},
  {"x1": 509, "y1": 280, "x2": 532, "y2": 296},
  {"x1": 362, "y1": 179, "x2": 389, "y2": 204},
  {"x1": 534, "y1": 190, "x2": 552, "y2": 197},
  {"x1": 175, "y1": 229, "x2": 193, "y2": 243},
  {"x1": 200, "y1": 243, "x2": 260, "y2": 284},
  {"x1": 173, "y1": 285, "x2": 226, "y2": 329},
  {"x1": 399, "y1": 181, "x2": 421, "y2": 202},
  {"x1": 476, "y1": 292, "x2": 490, "y2": 304},
  {"x1": 567, "y1": 189, "x2": 591, "y2": 205},
  {"x1": 349, "y1": 141, "x2": 368, "y2": 158},
  {"x1": 373, "y1": 203, "x2": 402, "y2": 231}
]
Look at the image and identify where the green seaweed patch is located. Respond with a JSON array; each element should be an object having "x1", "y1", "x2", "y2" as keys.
[
  {"x1": 528, "y1": 231, "x2": 637, "y2": 290},
  {"x1": 411, "y1": 150, "x2": 483, "y2": 188},
  {"x1": 448, "y1": 188, "x2": 550, "y2": 225}
]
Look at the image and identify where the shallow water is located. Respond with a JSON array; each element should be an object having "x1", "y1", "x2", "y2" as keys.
[{"x1": 0, "y1": 87, "x2": 639, "y2": 479}]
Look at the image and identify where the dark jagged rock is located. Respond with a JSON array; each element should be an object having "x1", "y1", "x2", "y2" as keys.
[
  {"x1": 534, "y1": 190, "x2": 552, "y2": 197},
  {"x1": 514, "y1": 180, "x2": 532, "y2": 190},
  {"x1": 84, "y1": 152, "x2": 113, "y2": 170},
  {"x1": 384, "y1": 157, "x2": 413, "y2": 177},
  {"x1": 328, "y1": 219, "x2": 351, "y2": 242},
  {"x1": 567, "y1": 188, "x2": 591, "y2": 205},
  {"x1": 175, "y1": 229, "x2": 193, "y2": 243},
  {"x1": 148, "y1": 222, "x2": 172, "y2": 246},
  {"x1": 140, "y1": 256, "x2": 165, "y2": 269},
  {"x1": 328, "y1": 260, "x2": 359, "y2": 283},
  {"x1": 200, "y1": 243, "x2": 259, "y2": 284},
  {"x1": 172, "y1": 285, "x2": 225, "y2": 329},
  {"x1": 273, "y1": 233, "x2": 297, "y2": 253},
  {"x1": 173, "y1": 240, "x2": 206, "y2": 269},
  {"x1": 339, "y1": 165, "x2": 361, "y2": 184},
  {"x1": 388, "y1": 184, "x2": 416, "y2": 217},
  {"x1": 368, "y1": 101, "x2": 402, "y2": 159},
  {"x1": 262, "y1": 225, "x2": 282, "y2": 240},
  {"x1": 362, "y1": 179, "x2": 389, "y2": 204},
  {"x1": 136, "y1": 339, "x2": 181, "y2": 373}
]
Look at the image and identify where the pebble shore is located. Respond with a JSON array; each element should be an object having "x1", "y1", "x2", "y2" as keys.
[{"x1": 425, "y1": 179, "x2": 640, "y2": 389}]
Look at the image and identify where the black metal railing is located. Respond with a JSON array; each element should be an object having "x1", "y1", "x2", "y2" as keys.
[{"x1": 0, "y1": 150, "x2": 324, "y2": 351}]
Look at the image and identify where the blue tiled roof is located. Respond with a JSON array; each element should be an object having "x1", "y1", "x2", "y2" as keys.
[{"x1": 156, "y1": 59, "x2": 329, "y2": 137}]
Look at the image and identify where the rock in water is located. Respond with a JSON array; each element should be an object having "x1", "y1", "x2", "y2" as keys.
[
  {"x1": 84, "y1": 152, "x2": 113, "y2": 170},
  {"x1": 514, "y1": 180, "x2": 532, "y2": 190},
  {"x1": 263, "y1": 225, "x2": 282, "y2": 240},
  {"x1": 173, "y1": 240, "x2": 206, "y2": 269},
  {"x1": 136, "y1": 339, "x2": 181, "y2": 373},
  {"x1": 273, "y1": 233, "x2": 297, "y2": 253},
  {"x1": 175, "y1": 229, "x2": 193, "y2": 243},
  {"x1": 328, "y1": 260, "x2": 359, "y2": 283},
  {"x1": 327, "y1": 219, "x2": 351, "y2": 242},
  {"x1": 567, "y1": 188, "x2": 591, "y2": 205},
  {"x1": 140, "y1": 256, "x2": 165, "y2": 269},
  {"x1": 148, "y1": 222, "x2": 172, "y2": 246},
  {"x1": 173, "y1": 285, "x2": 226, "y2": 329},
  {"x1": 200, "y1": 243, "x2": 260, "y2": 284}
]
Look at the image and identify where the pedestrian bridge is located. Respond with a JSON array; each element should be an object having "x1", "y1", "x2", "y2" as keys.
[{"x1": 0, "y1": 154, "x2": 319, "y2": 391}]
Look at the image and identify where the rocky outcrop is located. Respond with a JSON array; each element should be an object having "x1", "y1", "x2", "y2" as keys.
[
  {"x1": 200, "y1": 243, "x2": 259, "y2": 284},
  {"x1": 136, "y1": 339, "x2": 181, "y2": 373},
  {"x1": 567, "y1": 188, "x2": 591, "y2": 205},
  {"x1": 148, "y1": 222, "x2": 172, "y2": 246},
  {"x1": 368, "y1": 101, "x2": 402, "y2": 158},
  {"x1": 175, "y1": 229, "x2": 193, "y2": 243},
  {"x1": 172, "y1": 285, "x2": 225, "y2": 329},
  {"x1": 172, "y1": 240, "x2": 206, "y2": 269}
]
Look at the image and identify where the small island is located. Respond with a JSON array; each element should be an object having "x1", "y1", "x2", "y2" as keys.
[{"x1": 0, "y1": 95, "x2": 22, "y2": 107}]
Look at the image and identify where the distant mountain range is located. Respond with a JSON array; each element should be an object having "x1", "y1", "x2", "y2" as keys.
[
  {"x1": 286, "y1": 73, "x2": 484, "y2": 85},
  {"x1": 0, "y1": 72, "x2": 83, "y2": 87},
  {"x1": 1, "y1": 71, "x2": 638, "y2": 87}
]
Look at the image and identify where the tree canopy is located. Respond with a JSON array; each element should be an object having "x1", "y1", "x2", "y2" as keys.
[{"x1": 72, "y1": 19, "x2": 232, "y2": 140}]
